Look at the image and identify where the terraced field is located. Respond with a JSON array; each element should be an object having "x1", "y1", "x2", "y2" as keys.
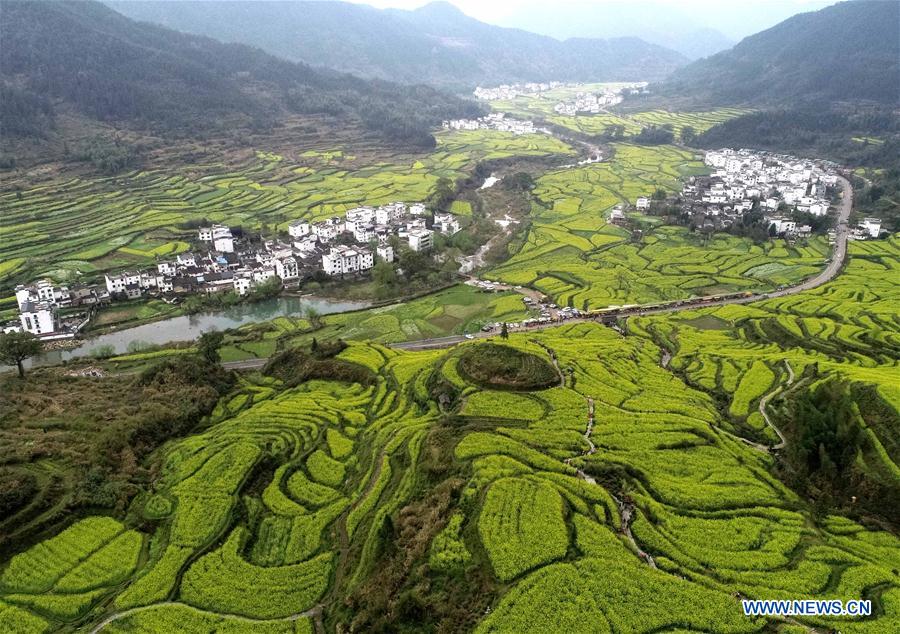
[
  {"x1": 0, "y1": 130, "x2": 573, "y2": 288},
  {"x1": 3, "y1": 235, "x2": 897, "y2": 632},
  {"x1": 488, "y1": 143, "x2": 828, "y2": 308},
  {"x1": 631, "y1": 235, "x2": 900, "y2": 453},
  {"x1": 630, "y1": 108, "x2": 755, "y2": 136}
]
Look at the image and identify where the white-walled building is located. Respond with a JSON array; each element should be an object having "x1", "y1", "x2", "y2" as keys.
[
  {"x1": 860, "y1": 218, "x2": 882, "y2": 239},
  {"x1": 19, "y1": 301, "x2": 58, "y2": 335},
  {"x1": 288, "y1": 221, "x2": 311, "y2": 239},
  {"x1": 274, "y1": 256, "x2": 299, "y2": 280},
  {"x1": 322, "y1": 246, "x2": 374, "y2": 276},
  {"x1": 15, "y1": 280, "x2": 69, "y2": 310},
  {"x1": 434, "y1": 212, "x2": 461, "y2": 235},
  {"x1": 635, "y1": 197, "x2": 650, "y2": 211},
  {"x1": 377, "y1": 245, "x2": 394, "y2": 263},
  {"x1": 408, "y1": 228, "x2": 433, "y2": 252},
  {"x1": 105, "y1": 272, "x2": 141, "y2": 294},
  {"x1": 233, "y1": 274, "x2": 253, "y2": 296}
]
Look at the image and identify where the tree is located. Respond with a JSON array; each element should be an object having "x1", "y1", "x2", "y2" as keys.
[
  {"x1": 430, "y1": 176, "x2": 455, "y2": 211},
  {"x1": 500, "y1": 322, "x2": 509, "y2": 340},
  {"x1": 680, "y1": 125, "x2": 697, "y2": 145},
  {"x1": 197, "y1": 330, "x2": 225, "y2": 365},
  {"x1": 0, "y1": 331, "x2": 42, "y2": 379},
  {"x1": 304, "y1": 306, "x2": 323, "y2": 329}
]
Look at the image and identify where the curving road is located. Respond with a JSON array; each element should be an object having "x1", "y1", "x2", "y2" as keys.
[
  {"x1": 216, "y1": 176, "x2": 852, "y2": 360},
  {"x1": 392, "y1": 175, "x2": 854, "y2": 351}
]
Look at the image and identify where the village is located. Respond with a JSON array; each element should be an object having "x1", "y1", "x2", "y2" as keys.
[
  {"x1": 552, "y1": 83, "x2": 646, "y2": 115},
  {"x1": 614, "y1": 148, "x2": 881, "y2": 243},
  {"x1": 6, "y1": 201, "x2": 465, "y2": 339},
  {"x1": 442, "y1": 112, "x2": 539, "y2": 135},
  {"x1": 472, "y1": 82, "x2": 563, "y2": 101}
]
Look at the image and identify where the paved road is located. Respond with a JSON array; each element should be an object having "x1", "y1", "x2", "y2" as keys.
[
  {"x1": 217, "y1": 177, "x2": 853, "y2": 360},
  {"x1": 392, "y1": 175, "x2": 854, "y2": 351}
]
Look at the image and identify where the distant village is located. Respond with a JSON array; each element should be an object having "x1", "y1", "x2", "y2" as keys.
[
  {"x1": 552, "y1": 83, "x2": 646, "y2": 116},
  {"x1": 472, "y1": 82, "x2": 563, "y2": 101},
  {"x1": 471, "y1": 81, "x2": 647, "y2": 104},
  {"x1": 442, "y1": 112, "x2": 539, "y2": 136},
  {"x1": 610, "y1": 148, "x2": 883, "y2": 242},
  {"x1": 7, "y1": 201, "x2": 465, "y2": 339}
]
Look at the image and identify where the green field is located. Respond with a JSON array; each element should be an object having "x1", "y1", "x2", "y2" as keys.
[
  {"x1": 4, "y1": 235, "x2": 898, "y2": 631},
  {"x1": 0, "y1": 130, "x2": 574, "y2": 288},
  {"x1": 487, "y1": 143, "x2": 827, "y2": 308}
]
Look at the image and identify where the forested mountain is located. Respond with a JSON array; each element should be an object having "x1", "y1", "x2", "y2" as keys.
[
  {"x1": 0, "y1": 0, "x2": 482, "y2": 148},
  {"x1": 108, "y1": 0, "x2": 688, "y2": 88},
  {"x1": 655, "y1": 0, "x2": 900, "y2": 106}
]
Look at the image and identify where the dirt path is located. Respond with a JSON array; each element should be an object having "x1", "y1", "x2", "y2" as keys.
[
  {"x1": 758, "y1": 360, "x2": 795, "y2": 450},
  {"x1": 660, "y1": 350, "x2": 672, "y2": 369},
  {"x1": 615, "y1": 496, "x2": 657, "y2": 569},
  {"x1": 90, "y1": 601, "x2": 321, "y2": 633}
]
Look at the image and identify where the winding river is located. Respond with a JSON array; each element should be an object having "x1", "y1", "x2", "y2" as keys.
[{"x1": 30, "y1": 295, "x2": 369, "y2": 366}]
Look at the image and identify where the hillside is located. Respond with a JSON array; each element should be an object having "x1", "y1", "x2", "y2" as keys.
[
  {"x1": 655, "y1": 0, "x2": 900, "y2": 106},
  {"x1": 0, "y1": 0, "x2": 482, "y2": 151},
  {"x1": 108, "y1": 0, "x2": 688, "y2": 88}
]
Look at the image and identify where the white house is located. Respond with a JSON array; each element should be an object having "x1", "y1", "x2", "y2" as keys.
[
  {"x1": 377, "y1": 245, "x2": 394, "y2": 263},
  {"x1": 293, "y1": 235, "x2": 319, "y2": 254},
  {"x1": 322, "y1": 246, "x2": 374, "y2": 276},
  {"x1": 313, "y1": 218, "x2": 344, "y2": 242},
  {"x1": 434, "y1": 212, "x2": 461, "y2": 235},
  {"x1": 861, "y1": 218, "x2": 882, "y2": 239},
  {"x1": 274, "y1": 256, "x2": 299, "y2": 280},
  {"x1": 157, "y1": 261, "x2": 175, "y2": 276},
  {"x1": 253, "y1": 267, "x2": 277, "y2": 283},
  {"x1": 288, "y1": 221, "x2": 311, "y2": 239},
  {"x1": 767, "y1": 217, "x2": 797, "y2": 235},
  {"x1": 233, "y1": 274, "x2": 253, "y2": 296},
  {"x1": 19, "y1": 300, "x2": 58, "y2": 336},
  {"x1": 15, "y1": 280, "x2": 69, "y2": 310},
  {"x1": 177, "y1": 253, "x2": 197, "y2": 267},
  {"x1": 213, "y1": 233, "x2": 234, "y2": 254},
  {"x1": 635, "y1": 197, "x2": 650, "y2": 211},
  {"x1": 808, "y1": 202, "x2": 829, "y2": 216},
  {"x1": 105, "y1": 272, "x2": 141, "y2": 294},
  {"x1": 409, "y1": 203, "x2": 427, "y2": 216},
  {"x1": 408, "y1": 228, "x2": 433, "y2": 252},
  {"x1": 354, "y1": 223, "x2": 376, "y2": 243}
]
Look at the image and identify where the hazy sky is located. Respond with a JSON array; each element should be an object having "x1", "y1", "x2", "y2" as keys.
[{"x1": 345, "y1": 0, "x2": 835, "y2": 40}]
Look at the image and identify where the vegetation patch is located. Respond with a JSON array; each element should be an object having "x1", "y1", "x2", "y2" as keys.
[{"x1": 457, "y1": 343, "x2": 558, "y2": 391}]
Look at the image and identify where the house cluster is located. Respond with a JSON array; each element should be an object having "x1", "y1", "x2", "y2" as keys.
[
  {"x1": 443, "y1": 112, "x2": 537, "y2": 135},
  {"x1": 472, "y1": 82, "x2": 562, "y2": 101},
  {"x1": 6, "y1": 279, "x2": 93, "y2": 338},
  {"x1": 553, "y1": 88, "x2": 623, "y2": 116},
  {"x1": 673, "y1": 148, "x2": 840, "y2": 238},
  {"x1": 851, "y1": 217, "x2": 883, "y2": 241},
  {"x1": 102, "y1": 202, "x2": 456, "y2": 301}
]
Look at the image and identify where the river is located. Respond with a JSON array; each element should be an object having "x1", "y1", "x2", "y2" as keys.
[{"x1": 30, "y1": 295, "x2": 369, "y2": 366}]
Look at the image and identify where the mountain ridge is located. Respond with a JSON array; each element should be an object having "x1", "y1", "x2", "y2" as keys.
[
  {"x1": 654, "y1": 0, "x2": 900, "y2": 106},
  {"x1": 0, "y1": 0, "x2": 483, "y2": 152},
  {"x1": 107, "y1": 0, "x2": 689, "y2": 88}
]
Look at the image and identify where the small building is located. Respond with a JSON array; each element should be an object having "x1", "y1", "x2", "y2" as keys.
[
  {"x1": 635, "y1": 197, "x2": 650, "y2": 211},
  {"x1": 408, "y1": 228, "x2": 433, "y2": 252},
  {"x1": 861, "y1": 218, "x2": 882, "y2": 239},
  {"x1": 105, "y1": 272, "x2": 141, "y2": 294},
  {"x1": 288, "y1": 221, "x2": 311, "y2": 239},
  {"x1": 274, "y1": 256, "x2": 299, "y2": 280},
  {"x1": 19, "y1": 300, "x2": 58, "y2": 335},
  {"x1": 377, "y1": 245, "x2": 394, "y2": 263},
  {"x1": 434, "y1": 212, "x2": 461, "y2": 235},
  {"x1": 322, "y1": 246, "x2": 374, "y2": 276},
  {"x1": 233, "y1": 274, "x2": 253, "y2": 296}
]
